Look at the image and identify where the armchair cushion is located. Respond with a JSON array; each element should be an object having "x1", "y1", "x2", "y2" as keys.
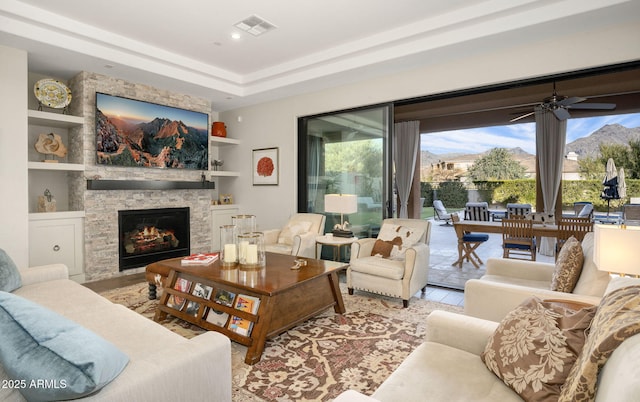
[
  {"x1": 551, "y1": 236, "x2": 584, "y2": 293},
  {"x1": 0, "y1": 249, "x2": 21, "y2": 292},
  {"x1": 371, "y1": 239, "x2": 394, "y2": 258},
  {"x1": 349, "y1": 256, "x2": 404, "y2": 280},
  {"x1": 482, "y1": 297, "x2": 597, "y2": 402},
  {"x1": 0, "y1": 291, "x2": 129, "y2": 401},
  {"x1": 277, "y1": 220, "x2": 312, "y2": 245}
]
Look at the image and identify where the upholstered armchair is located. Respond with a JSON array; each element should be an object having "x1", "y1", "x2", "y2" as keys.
[
  {"x1": 347, "y1": 218, "x2": 431, "y2": 307},
  {"x1": 263, "y1": 213, "x2": 326, "y2": 258}
]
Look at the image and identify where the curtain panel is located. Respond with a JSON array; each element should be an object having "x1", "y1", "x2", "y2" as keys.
[{"x1": 394, "y1": 121, "x2": 420, "y2": 218}]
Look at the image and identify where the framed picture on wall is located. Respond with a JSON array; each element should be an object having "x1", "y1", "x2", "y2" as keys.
[{"x1": 252, "y1": 147, "x2": 279, "y2": 185}]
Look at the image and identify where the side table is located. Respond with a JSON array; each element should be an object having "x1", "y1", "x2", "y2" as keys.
[{"x1": 316, "y1": 235, "x2": 358, "y2": 261}]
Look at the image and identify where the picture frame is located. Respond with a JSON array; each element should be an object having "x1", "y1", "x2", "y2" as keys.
[
  {"x1": 252, "y1": 147, "x2": 279, "y2": 185},
  {"x1": 219, "y1": 194, "x2": 234, "y2": 204}
]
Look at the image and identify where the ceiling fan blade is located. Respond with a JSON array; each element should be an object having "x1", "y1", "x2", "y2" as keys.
[
  {"x1": 553, "y1": 108, "x2": 571, "y2": 121},
  {"x1": 509, "y1": 111, "x2": 534, "y2": 122},
  {"x1": 556, "y1": 96, "x2": 586, "y2": 107},
  {"x1": 566, "y1": 102, "x2": 616, "y2": 110}
]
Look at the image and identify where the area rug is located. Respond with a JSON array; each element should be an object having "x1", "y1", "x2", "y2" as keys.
[{"x1": 99, "y1": 282, "x2": 463, "y2": 401}]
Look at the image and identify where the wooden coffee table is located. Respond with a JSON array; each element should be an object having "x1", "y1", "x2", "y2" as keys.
[{"x1": 151, "y1": 252, "x2": 346, "y2": 364}]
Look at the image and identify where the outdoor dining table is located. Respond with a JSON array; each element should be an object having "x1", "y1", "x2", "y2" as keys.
[{"x1": 453, "y1": 220, "x2": 560, "y2": 265}]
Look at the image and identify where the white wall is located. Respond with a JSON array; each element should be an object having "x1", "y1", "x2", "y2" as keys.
[
  {"x1": 0, "y1": 45, "x2": 28, "y2": 266},
  {"x1": 220, "y1": 20, "x2": 640, "y2": 230}
]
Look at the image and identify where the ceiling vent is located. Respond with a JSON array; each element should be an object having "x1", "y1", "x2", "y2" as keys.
[{"x1": 234, "y1": 15, "x2": 277, "y2": 36}]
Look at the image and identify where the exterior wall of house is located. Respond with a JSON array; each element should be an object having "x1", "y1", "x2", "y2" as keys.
[{"x1": 220, "y1": 19, "x2": 640, "y2": 230}]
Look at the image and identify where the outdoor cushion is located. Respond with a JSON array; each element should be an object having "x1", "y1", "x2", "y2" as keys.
[
  {"x1": 463, "y1": 234, "x2": 489, "y2": 242},
  {"x1": 0, "y1": 291, "x2": 129, "y2": 401}
]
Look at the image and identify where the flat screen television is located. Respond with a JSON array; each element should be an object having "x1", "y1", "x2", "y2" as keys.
[{"x1": 95, "y1": 92, "x2": 209, "y2": 169}]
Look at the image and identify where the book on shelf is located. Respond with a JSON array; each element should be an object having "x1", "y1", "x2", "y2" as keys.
[
  {"x1": 227, "y1": 315, "x2": 253, "y2": 336},
  {"x1": 214, "y1": 289, "x2": 236, "y2": 307},
  {"x1": 181, "y1": 252, "x2": 219, "y2": 265},
  {"x1": 166, "y1": 277, "x2": 192, "y2": 311},
  {"x1": 192, "y1": 282, "x2": 213, "y2": 300},
  {"x1": 184, "y1": 300, "x2": 200, "y2": 317},
  {"x1": 234, "y1": 294, "x2": 260, "y2": 314},
  {"x1": 205, "y1": 308, "x2": 229, "y2": 327}
]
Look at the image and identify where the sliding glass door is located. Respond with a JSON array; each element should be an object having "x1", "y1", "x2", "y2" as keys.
[{"x1": 298, "y1": 104, "x2": 392, "y2": 239}]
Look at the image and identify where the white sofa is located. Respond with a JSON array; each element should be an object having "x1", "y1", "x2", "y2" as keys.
[
  {"x1": 1, "y1": 264, "x2": 232, "y2": 402},
  {"x1": 335, "y1": 278, "x2": 640, "y2": 402},
  {"x1": 464, "y1": 232, "x2": 610, "y2": 322}
]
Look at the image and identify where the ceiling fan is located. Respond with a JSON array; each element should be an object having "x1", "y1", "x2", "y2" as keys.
[{"x1": 510, "y1": 83, "x2": 616, "y2": 122}]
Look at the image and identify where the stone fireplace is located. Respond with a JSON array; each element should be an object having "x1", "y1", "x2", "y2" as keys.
[{"x1": 118, "y1": 207, "x2": 190, "y2": 270}]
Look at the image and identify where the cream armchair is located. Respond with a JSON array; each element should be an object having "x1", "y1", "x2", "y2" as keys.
[
  {"x1": 347, "y1": 218, "x2": 431, "y2": 307},
  {"x1": 263, "y1": 213, "x2": 326, "y2": 258}
]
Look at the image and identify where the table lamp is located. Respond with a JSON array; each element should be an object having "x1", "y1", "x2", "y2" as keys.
[
  {"x1": 324, "y1": 194, "x2": 357, "y2": 237},
  {"x1": 594, "y1": 224, "x2": 640, "y2": 277}
]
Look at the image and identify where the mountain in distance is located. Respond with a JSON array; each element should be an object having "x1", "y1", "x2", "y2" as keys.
[
  {"x1": 565, "y1": 124, "x2": 640, "y2": 158},
  {"x1": 422, "y1": 123, "x2": 640, "y2": 163}
]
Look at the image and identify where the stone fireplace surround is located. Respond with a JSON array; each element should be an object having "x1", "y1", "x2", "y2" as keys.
[{"x1": 67, "y1": 72, "x2": 214, "y2": 281}]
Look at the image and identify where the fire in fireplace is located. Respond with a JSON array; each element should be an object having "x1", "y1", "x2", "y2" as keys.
[{"x1": 118, "y1": 207, "x2": 190, "y2": 270}]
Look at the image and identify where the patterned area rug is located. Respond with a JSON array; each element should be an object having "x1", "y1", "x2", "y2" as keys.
[{"x1": 99, "y1": 282, "x2": 463, "y2": 401}]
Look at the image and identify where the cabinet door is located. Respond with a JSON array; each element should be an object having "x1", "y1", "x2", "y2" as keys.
[
  {"x1": 211, "y1": 208, "x2": 239, "y2": 251},
  {"x1": 29, "y1": 218, "x2": 84, "y2": 279}
]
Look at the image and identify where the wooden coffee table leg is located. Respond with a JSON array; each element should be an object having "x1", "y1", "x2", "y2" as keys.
[
  {"x1": 329, "y1": 272, "x2": 346, "y2": 314},
  {"x1": 244, "y1": 297, "x2": 274, "y2": 365}
]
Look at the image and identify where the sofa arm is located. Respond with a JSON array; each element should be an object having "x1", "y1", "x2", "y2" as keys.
[
  {"x1": 350, "y1": 238, "x2": 376, "y2": 261},
  {"x1": 425, "y1": 310, "x2": 498, "y2": 356},
  {"x1": 291, "y1": 231, "x2": 318, "y2": 258},
  {"x1": 262, "y1": 229, "x2": 281, "y2": 245},
  {"x1": 93, "y1": 321, "x2": 232, "y2": 401},
  {"x1": 19, "y1": 264, "x2": 69, "y2": 286},
  {"x1": 485, "y1": 257, "x2": 555, "y2": 281},
  {"x1": 464, "y1": 279, "x2": 601, "y2": 322}
]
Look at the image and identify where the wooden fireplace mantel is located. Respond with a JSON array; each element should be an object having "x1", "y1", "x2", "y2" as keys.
[{"x1": 86, "y1": 180, "x2": 215, "y2": 191}]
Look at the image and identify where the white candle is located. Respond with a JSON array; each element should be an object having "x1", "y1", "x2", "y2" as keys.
[
  {"x1": 223, "y1": 243, "x2": 236, "y2": 263},
  {"x1": 238, "y1": 240, "x2": 249, "y2": 262},
  {"x1": 246, "y1": 244, "x2": 258, "y2": 264}
]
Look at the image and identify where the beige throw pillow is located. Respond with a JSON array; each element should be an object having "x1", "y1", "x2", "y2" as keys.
[
  {"x1": 482, "y1": 297, "x2": 596, "y2": 402},
  {"x1": 551, "y1": 236, "x2": 584, "y2": 293}
]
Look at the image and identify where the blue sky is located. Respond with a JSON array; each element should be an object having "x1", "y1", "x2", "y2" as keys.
[
  {"x1": 96, "y1": 93, "x2": 208, "y2": 130},
  {"x1": 422, "y1": 112, "x2": 640, "y2": 155}
]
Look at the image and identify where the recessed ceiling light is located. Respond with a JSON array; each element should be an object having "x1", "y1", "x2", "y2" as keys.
[
  {"x1": 233, "y1": 14, "x2": 276, "y2": 37},
  {"x1": 231, "y1": 33, "x2": 241, "y2": 40}
]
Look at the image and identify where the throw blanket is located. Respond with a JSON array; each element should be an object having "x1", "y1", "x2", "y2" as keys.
[{"x1": 559, "y1": 285, "x2": 640, "y2": 401}]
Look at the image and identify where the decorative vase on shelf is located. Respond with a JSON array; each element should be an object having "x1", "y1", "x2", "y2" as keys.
[{"x1": 212, "y1": 122, "x2": 227, "y2": 137}]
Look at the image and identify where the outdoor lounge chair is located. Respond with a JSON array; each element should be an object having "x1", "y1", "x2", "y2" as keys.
[{"x1": 433, "y1": 200, "x2": 454, "y2": 226}]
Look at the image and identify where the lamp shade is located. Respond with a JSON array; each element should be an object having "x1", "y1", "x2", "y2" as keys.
[
  {"x1": 324, "y1": 194, "x2": 358, "y2": 214},
  {"x1": 594, "y1": 224, "x2": 640, "y2": 276}
]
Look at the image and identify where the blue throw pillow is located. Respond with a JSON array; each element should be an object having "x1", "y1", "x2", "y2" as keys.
[
  {"x1": 0, "y1": 248, "x2": 21, "y2": 292},
  {"x1": 0, "y1": 291, "x2": 129, "y2": 401}
]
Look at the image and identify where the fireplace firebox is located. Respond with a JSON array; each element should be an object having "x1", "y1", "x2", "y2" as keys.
[{"x1": 118, "y1": 207, "x2": 190, "y2": 270}]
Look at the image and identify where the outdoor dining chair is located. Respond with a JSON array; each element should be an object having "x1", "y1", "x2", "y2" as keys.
[
  {"x1": 451, "y1": 215, "x2": 489, "y2": 269},
  {"x1": 556, "y1": 218, "x2": 593, "y2": 259},
  {"x1": 502, "y1": 218, "x2": 536, "y2": 261},
  {"x1": 506, "y1": 203, "x2": 532, "y2": 219},
  {"x1": 464, "y1": 202, "x2": 490, "y2": 221}
]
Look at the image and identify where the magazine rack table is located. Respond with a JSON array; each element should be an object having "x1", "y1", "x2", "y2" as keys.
[{"x1": 152, "y1": 252, "x2": 347, "y2": 365}]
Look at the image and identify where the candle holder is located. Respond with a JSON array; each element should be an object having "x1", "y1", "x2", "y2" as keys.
[
  {"x1": 238, "y1": 232, "x2": 265, "y2": 268},
  {"x1": 220, "y1": 225, "x2": 238, "y2": 266},
  {"x1": 232, "y1": 214, "x2": 256, "y2": 235}
]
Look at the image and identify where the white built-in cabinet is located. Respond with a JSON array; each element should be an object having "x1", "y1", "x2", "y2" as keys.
[
  {"x1": 27, "y1": 109, "x2": 85, "y2": 281},
  {"x1": 209, "y1": 136, "x2": 242, "y2": 250}
]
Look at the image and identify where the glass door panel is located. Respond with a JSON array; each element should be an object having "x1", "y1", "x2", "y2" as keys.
[{"x1": 298, "y1": 105, "x2": 391, "y2": 240}]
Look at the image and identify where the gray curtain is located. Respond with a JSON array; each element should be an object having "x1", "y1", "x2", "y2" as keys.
[
  {"x1": 394, "y1": 121, "x2": 420, "y2": 218},
  {"x1": 535, "y1": 106, "x2": 567, "y2": 255}
]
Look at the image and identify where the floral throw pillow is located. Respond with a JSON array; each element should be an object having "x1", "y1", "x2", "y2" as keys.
[
  {"x1": 481, "y1": 297, "x2": 597, "y2": 402},
  {"x1": 551, "y1": 236, "x2": 584, "y2": 293}
]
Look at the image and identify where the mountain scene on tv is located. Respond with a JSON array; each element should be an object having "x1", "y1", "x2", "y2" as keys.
[{"x1": 95, "y1": 93, "x2": 208, "y2": 169}]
